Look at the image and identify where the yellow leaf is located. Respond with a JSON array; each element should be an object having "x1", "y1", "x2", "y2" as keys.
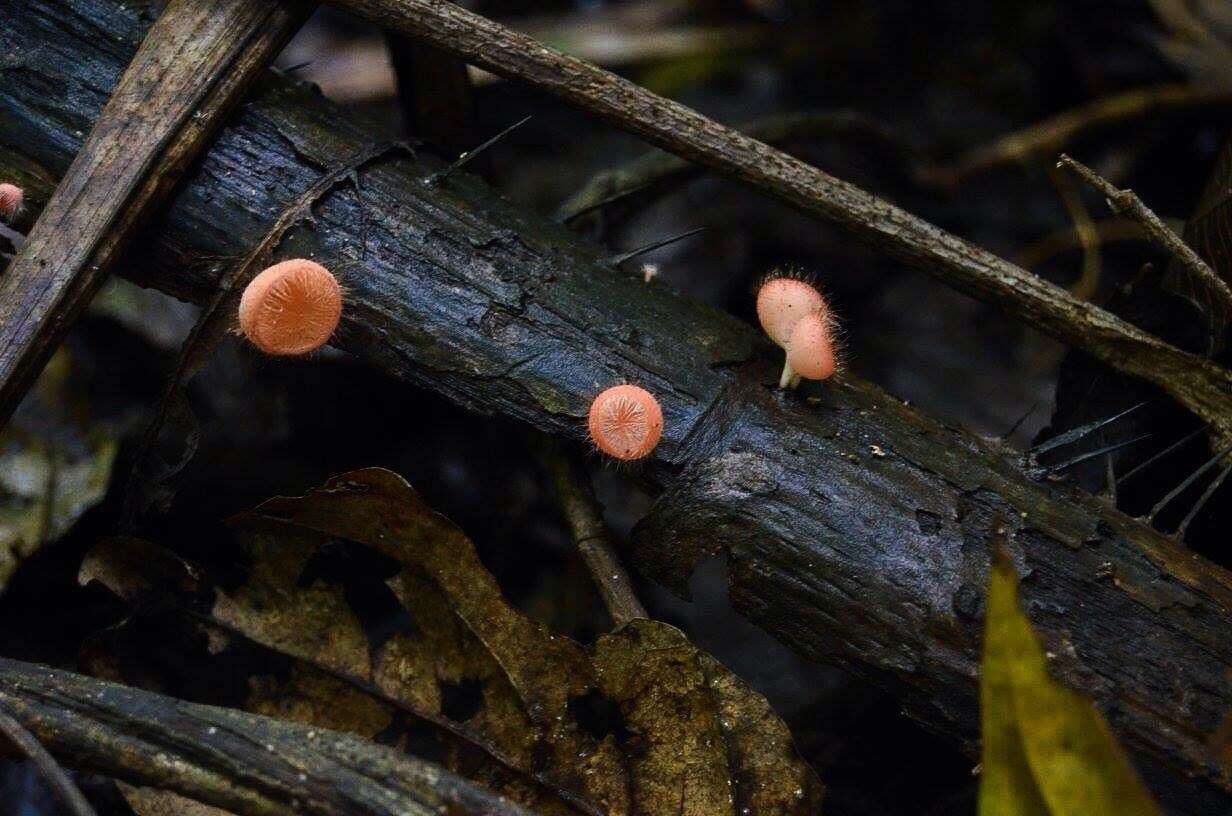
[{"x1": 979, "y1": 554, "x2": 1160, "y2": 816}]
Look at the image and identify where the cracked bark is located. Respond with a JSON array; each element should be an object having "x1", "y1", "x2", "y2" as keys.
[{"x1": 3, "y1": 2, "x2": 1232, "y2": 812}]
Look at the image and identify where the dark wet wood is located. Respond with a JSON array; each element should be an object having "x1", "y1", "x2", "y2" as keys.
[{"x1": 3, "y1": 3, "x2": 1232, "y2": 812}]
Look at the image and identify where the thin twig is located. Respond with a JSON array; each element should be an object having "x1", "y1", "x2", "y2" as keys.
[
  {"x1": 0, "y1": 703, "x2": 97, "y2": 816},
  {"x1": 607, "y1": 226, "x2": 705, "y2": 267},
  {"x1": 538, "y1": 439, "x2": 648, "y2": 628},
  {"x1": 1030, "y1": 402, "x2": 1147, "y2": 457},
  {"x1": 1176, "y1": 461, "x2": 1232, "y2": 540},
  {"x1": 425, "y1": 116, "x2": 530, "y2": 185},
  {"x1": 331, "y1": 0, "x2": 1232, "y2": 438},
  {"x1": 1048, "y1": 164, "x2": 1102, "y2": 301},
  {"x1": 1058, "y1": 153, "x2": 1232, "y2": 321},
  {"x1": 1149, "y1": 441, "x2": 1232, "y2": 522},
  {"x1": 1119, "y1": 426, "x2": 1207, "y2": 485},
  {"x1": 1028, "y1": 432, "x2": 1153, "y2": 479}
]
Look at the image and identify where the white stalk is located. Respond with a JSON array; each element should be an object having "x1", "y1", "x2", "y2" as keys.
[{"x1": 779, "y1": 358, "x2": 796, "y2": 389}]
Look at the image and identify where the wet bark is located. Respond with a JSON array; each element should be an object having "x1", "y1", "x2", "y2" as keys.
[{"x1": 2, "y1": 2, "x2": 1231, "y2": 812}]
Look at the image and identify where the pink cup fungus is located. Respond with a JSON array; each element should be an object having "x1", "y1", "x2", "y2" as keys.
[
  {"x1": 0, "y1": 183, "x2": 23, "y2": 222},
  {"x1": 588, "y1": 384, "x2": 663, "y2": 461},
  {"x1": 238, "y1": 259, "x2": 343, "y2": 356}
]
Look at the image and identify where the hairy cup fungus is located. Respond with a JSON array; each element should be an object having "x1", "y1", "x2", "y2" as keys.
[
  {"x1": 238, "y1": 259, "x2": 342, "y2": 356},
  {"x1": 0, "y1": 183, "x2": 23, "y2": 222},
  {"x1": 588, "y1": 384, "x2": 663, "y2": 460},
  {"x1": 756, "y1": 272, "x2": 838, "y2": 387}
]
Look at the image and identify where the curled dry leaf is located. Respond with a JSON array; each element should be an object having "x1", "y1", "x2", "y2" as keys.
[{"x1": 81, "y1": 467, "x2": 823, "y2": 816}]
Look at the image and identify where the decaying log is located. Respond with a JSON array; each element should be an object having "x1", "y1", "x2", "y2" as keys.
[
  {"x1": 0, "y1": 657, "x2": 535, "y2": 816},
  {"x1": 3, "y1": 2, "x2": 1232, "y2": 812}
]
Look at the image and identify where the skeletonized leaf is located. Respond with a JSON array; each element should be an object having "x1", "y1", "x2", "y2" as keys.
[{"x1": 979, "y1": 554, "x2": 1160, "y2": 816}]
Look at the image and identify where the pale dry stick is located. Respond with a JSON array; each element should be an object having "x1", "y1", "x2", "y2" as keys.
[
  {"x1": 0, "y1": 704, "x2": 97, "y2": 816},
  {"x1": 327, "y1": 0, "x2": 1232, "y2": 437},
  {"x1": 1176, "y1": 461, "x2": 1232, "y2": 540},
  {"x1": 0, "y1": 0, "x2": 313, "y2": 430},
  {"x1": 1048, "y1": 164, "x2": 1102, "y2": 302},
  {"x1": 540, "y1": 439, "x2": 648, "y2": 627},
  {"x1": 1058, "y1": 153, "x2": 1232, "y2": 318}
]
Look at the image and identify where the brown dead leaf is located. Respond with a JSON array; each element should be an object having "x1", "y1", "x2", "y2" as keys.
[
  {"x1": 84, "y1": 467, "x2": 823, "y2": 816},
  {"x1": 247, "y1": 663, "x2": 393, "y2": 738},
  {"x1": 79, "y1": 535, "x2": 200, "y2": 600}
]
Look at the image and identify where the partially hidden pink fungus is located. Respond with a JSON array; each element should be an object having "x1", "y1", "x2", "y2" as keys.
[
  {"x1": 756, "y1": 274, "x2": 827, "y2": 347},
  {"x1": 238, "y1": 259, "x2": 342, "y2": 356},
  {"x1": 588, "y1": 384, "x2": 663, "y2": 461},
  {"x1": 0, "y1": 183, "x2": 23, "y2": 222},
  {"x1": 786, "y1": 310, "x2": 837, "y2": 383}
]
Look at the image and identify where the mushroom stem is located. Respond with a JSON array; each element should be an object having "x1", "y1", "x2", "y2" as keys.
[
  {"x1": 790, "y1": 373, "x2": 802, "y2": 388},
  {"x1": 779, "y1": 359, "x2": 796, "y2": 389}
]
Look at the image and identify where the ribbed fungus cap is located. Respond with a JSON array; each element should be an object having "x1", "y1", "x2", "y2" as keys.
[
  {"x1": 0, "y1": 183, "x2": 23, "y2": 222},
  {"x1": 588, "y1": 384, "x2": 663, "y2": 460},
  {"x1": 238, "y1": 259, "x2": 342, "y2": 356}
]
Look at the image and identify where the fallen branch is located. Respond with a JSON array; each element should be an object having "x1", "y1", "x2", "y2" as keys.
[
  {"x1": 327, "y1": 0, "x2": 1232, "y2": 438},
  {"x1": 5, "y1": 3, "x2": 1232, "y2": 811},
  {"x1": 0, "y1": 0, "x2": 311, "y2": 429},
  {"x1": 0, "y1": 658, "x2": 536, "y2": 816}
]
